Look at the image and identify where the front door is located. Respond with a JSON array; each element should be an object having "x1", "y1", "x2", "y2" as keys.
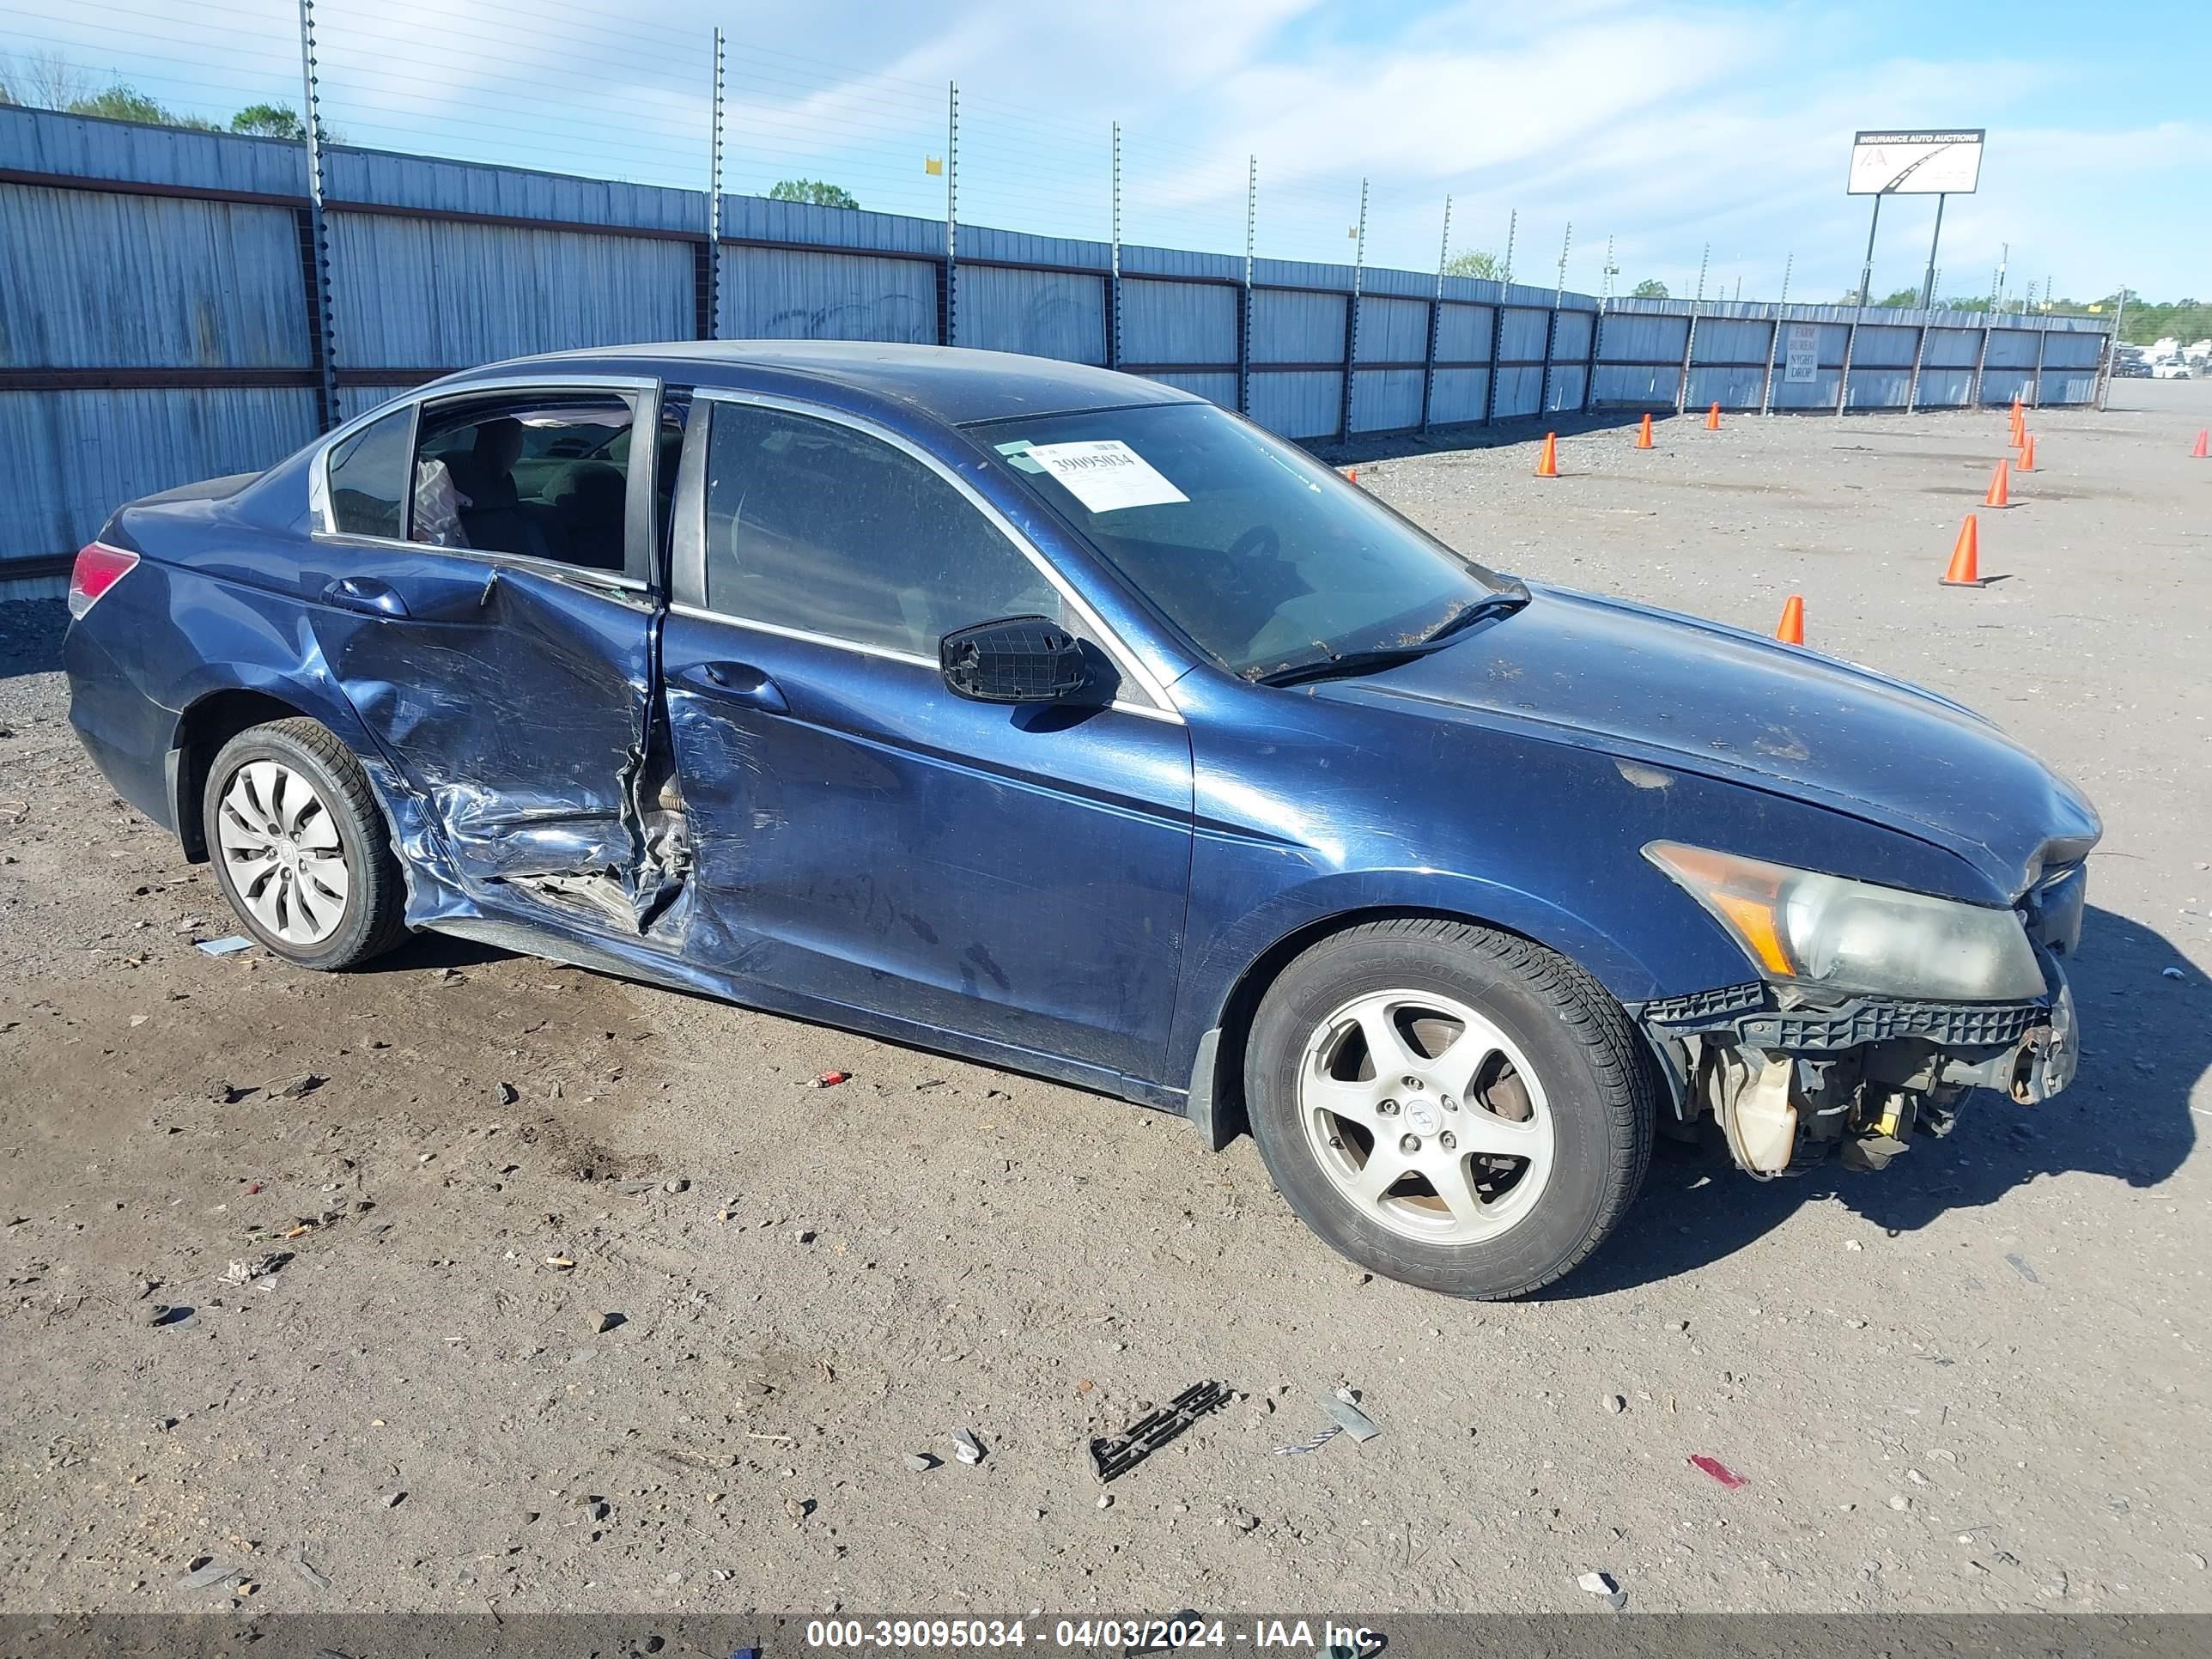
[
  {"x1": 308, "y1": 380, "x2": 669, "y2": 921},
  {"x1": 658, "y1": 393, "x2": 1194, "y2": 1085}
]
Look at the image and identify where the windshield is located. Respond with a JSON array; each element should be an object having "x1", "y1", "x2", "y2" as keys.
[{"x1": 969, "y1": 401, "x2": 1516, "y2": 679}]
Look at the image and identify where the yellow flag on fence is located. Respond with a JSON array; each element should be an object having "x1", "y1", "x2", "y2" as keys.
[{"x1": 924, "y1": 155, "x2": 944, "y2": 177}]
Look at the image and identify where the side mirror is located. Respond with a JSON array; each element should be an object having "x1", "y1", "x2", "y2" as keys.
[{"x1": 939, "y1": 615, "x2": 1091, "y2": 704}]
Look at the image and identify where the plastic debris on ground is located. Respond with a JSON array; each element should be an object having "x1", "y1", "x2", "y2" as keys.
[
  {"x1": 194, "y1": 936, "x2": 255, "y2": 957},
  {"x1": 2006, "y1": 1252, "x2": 2041, "y2": 1285},
  {"x1": 1090, "y1": 1380, "x2": 1231, "y2": 1483},
  {"x1": 1688, "y1": 1454, "x2": 1747, "y2": 1489},
  {"x1": 952, "y1": 1428, "x2": 985, "y2": 1466},
  {"x1": 1577, "y1": 1570, "x2": 1628, "y2": 1609},
  {"x1": 292, "y1": 1540, "x2": 331, "y2": 1590},
  {"x1": 176, "y1": 1557, "x2": 237, "y2": 1591},
  {"x1": 1274, "y1": 1386, "x2": 1378, "y2": 1456},
  {"x1": 801, "y1": 1070, "x2": 851, "y2": 1088}
]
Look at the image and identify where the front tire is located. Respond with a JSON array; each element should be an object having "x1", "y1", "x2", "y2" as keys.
[
  {"x1": 201, "y1": 717, "x2": 406, "y2": 971},
  {"x1": 1243, "y1": 918, "x2": 1653, "y2": 1298}
]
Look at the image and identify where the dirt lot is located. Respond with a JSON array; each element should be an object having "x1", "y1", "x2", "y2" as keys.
[{"x1": 3, "y1": 380, "x2": 2208, "y2": 1619}]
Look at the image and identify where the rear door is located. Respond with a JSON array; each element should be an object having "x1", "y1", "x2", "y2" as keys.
[
  {"x1": 306, "y1": 376, "x2": 676, "y2": 923},
  {"x1": 657, "y1": 390, "x2": 1195, "y2": 1085}
]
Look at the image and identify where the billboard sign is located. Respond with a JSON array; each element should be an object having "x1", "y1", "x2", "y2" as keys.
[{"x1": 1847, "y1": 129, "x2": 1984, "y2": 195}]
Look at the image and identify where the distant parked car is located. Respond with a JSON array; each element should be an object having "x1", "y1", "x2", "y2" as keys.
[
  {"x1": 2152, "y1": 361, "x2": 2191, "y2": 380},
  {"x1": 62, "y1": 343, "x2": 2099, "y2": 1297}
]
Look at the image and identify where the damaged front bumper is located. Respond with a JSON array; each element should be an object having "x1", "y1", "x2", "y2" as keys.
[{"x1": 1637, "y1": 865, "x2": 2086, "y2": 1176}]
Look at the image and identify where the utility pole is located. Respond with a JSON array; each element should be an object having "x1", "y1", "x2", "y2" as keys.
[{"x1": 294, "y1": 0, "x2": 337, "y2": 432}]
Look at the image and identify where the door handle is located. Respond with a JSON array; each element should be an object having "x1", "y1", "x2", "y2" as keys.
[
  {"x1": 322, "y1": 575, "x2": 410, "y2": 618},
  {"x1": 678, "y1": 659, "x2": 788, "y2": 714}
]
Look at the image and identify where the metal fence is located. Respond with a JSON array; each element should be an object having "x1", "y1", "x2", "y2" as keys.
[{"x1": 1, "y1": 99, "x2": 2112, "y2": 583}]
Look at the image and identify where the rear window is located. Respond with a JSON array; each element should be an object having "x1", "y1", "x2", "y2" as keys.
[{"x1": 325, "y1": 404, "x2": 411, "y2": 539}]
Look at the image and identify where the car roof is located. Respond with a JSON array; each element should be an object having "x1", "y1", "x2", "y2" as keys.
[{"x1": 437, "y1": 341, "x2": 1203, "y2": 428}]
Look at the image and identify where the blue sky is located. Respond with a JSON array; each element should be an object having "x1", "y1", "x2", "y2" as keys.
[{"x1": 7, "y1": 0, "x2": 2207, "y2": 300}]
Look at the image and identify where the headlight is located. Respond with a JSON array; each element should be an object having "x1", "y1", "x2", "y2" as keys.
[{"x1": 1644, "y1": 841, "x2": 2046, "y2": 1002}]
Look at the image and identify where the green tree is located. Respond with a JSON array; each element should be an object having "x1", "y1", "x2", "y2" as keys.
[
  {"x1": 769, "y1": 178, "x2": 860, "y2": 210},
  {"x1": 1630, "y1": 278, "x2": 1668, "y2": 299},
  {"x1": 230, "y1": 102, "x2": 306, "y2": 140},
  {"x1": 64, "y1": 82, "x2": 217, "y2": 130},
  {"x1": 1442, "y1": 249, "x2": 1500, "y2": 280},
  {"x1": 1877, "y1": 287, "x2": 1923, "y2": 308}
]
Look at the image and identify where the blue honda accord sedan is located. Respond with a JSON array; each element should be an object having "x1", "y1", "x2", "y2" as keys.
[{"x1": 63, "y1": 343, "x2": 2099, "y2": 1297}]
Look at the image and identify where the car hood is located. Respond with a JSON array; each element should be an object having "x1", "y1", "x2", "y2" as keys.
[{"x1": 1319, "y1": 581, "x2": 2100, "y2": 898}]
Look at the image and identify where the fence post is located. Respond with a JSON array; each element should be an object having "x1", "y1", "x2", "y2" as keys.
[
  {"x1": 1420, "y1": 194, "x2": 1449, "y2": 433},
  {"x1": 2030, "y1": 323, "x2": 2047, "y2": 409},
  {"x1": 1582, "y1": 300, "x2": 1599, "y2": 413},
  {"x1": 943, "y1": 82, "x2": 958, "y2": 348},
  {"x1": 1905, "y1": 318, "x2": 1927, "y2": 414},
  {"x1": 1837, "y1": 315, "x2": 1859, "y2": 416},
  {"x1": 1538, "y1": 305, "x2": 1559, "y2": 417},
  {"x1": 1484, "y1": 295, "x2": 1504, "y2": 424},
  {"x1": 1675, "y1": 304, "x2": 1697, "y2": 415},
  {"x1": 1339, "y1": 178, "x2": 1367, "y2": 443},
  {"x1": 294, "y1": 0, "x2": 337, "y2": 432},
  {"x1": 1238, "y1": 155, "x2": 1255, "y2": 418},
  {"x1": 1759, "y1": 313, "x2": 1780, "y2": 416},
  {"x1": 2097, "y1": 289, "x2": 2125, "y2": 410},
  {"x1": 703, "y1": 27, "x2": 724, "y2": 341},
  {"x1": 1108, "y1": 121, "x2": 1121, "y2": 372}
]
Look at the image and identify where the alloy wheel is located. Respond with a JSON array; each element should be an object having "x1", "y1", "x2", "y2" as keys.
[{"x1": 1297, "y1": 988, "x2": 1556, "y2": 1243}]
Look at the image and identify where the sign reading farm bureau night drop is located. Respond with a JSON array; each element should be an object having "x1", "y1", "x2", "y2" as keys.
[
  {"x1": 1847, "y1": 130, "x2": 1985, "y2": 195},
  {"x1": 1784, "y1": 324, "x2": 1821, "y2": 385}
]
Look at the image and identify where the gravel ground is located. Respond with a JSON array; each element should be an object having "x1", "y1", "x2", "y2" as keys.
[{"x1": 2, "y1": 381, "x2": 2207, "y2": 1618}]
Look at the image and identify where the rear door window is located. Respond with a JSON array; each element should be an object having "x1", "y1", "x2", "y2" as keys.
[
  {"x1": 325, "y1": 404, "x2": 412, "y2": 540},
  {"x1": 411, "y1": 394, "x2": 637, "y2": 575}
]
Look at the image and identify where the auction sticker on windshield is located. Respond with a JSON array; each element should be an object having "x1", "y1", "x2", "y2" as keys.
[{"x1": 1021, "y1": 440, "x2": 1189, "y2": 513}]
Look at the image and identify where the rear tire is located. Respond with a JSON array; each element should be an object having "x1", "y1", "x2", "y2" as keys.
[
  {"x1": 1243, "y1": 918, "x2": 1653, "y2": 1298},
  {"x1": 201, "y1": 717, "x2": 406, "y2": 971}
]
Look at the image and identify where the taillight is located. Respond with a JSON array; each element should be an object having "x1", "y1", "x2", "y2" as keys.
[{"x1": 67, "y1": 542, "x2": 139, "y2": 619}]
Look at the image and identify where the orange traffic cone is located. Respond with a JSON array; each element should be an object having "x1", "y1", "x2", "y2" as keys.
[
  {"x1": 1774, "y1": 594, "x2": 1804, "y2": 645},
  {"x1": 1534, "y1": 433, "x2": 1559, "y2": 477},
  {"x1": 1635, "y1": 412, "x2": 1654, "y2": 449},
  {"x1": 2016, "y1": 434, "x2": 2036, "y2": 471},
  {"x1": 1344, "y1": 467, "x2": 1358, "y2": 484},
  {"x1": 1940, "y1": 515, "x2": 1982, "y2": 586},
  {"x1": 1983, "y1": 459, "x2": 2011, "y2": 508},
  {"x1": 1705, "y1": 402, "x2": 1722, "y2": 430},
  {"x1": 2192, "y1": 428, "x2": 2209, "y2": 458}
]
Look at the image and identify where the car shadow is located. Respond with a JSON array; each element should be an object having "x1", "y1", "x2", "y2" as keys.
[
  {"x1": 0, "y1": 599, "x2": 67, "y2": 680},
  {"x1": 1552, "y1": 902, "x2": 2202, "y2": 1297},
  {"x1": 355, "y1": 931, "x2": 515, "y2": 975}
]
